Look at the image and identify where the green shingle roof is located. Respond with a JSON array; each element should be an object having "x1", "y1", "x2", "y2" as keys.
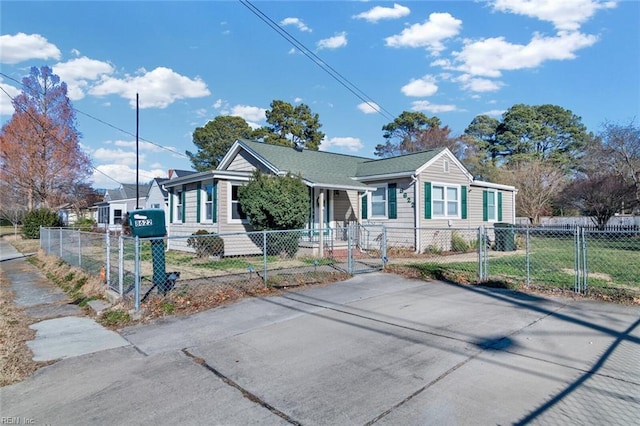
[
  {"x1": 235, "y1": 140, "x2": 448, "y2": 187},
  {"x1": 355, "y1": 148, "x2": 444, "y2": 178},
  {"x1": 237, "y1": 139, "x2": 372, "y2": 189}
]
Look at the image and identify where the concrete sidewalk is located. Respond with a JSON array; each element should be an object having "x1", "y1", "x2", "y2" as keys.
[{"x1": 0, "y1": 237, "x2": 129, "y2": 362}]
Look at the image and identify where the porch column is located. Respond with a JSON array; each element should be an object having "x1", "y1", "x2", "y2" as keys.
[{"x1": 318, "y1": 189, "x2": 324, "y2": 257}]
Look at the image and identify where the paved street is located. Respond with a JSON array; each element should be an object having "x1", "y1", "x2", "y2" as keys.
[{"x1": 1, "y1": 238, "x2": 638, "y2": 425}]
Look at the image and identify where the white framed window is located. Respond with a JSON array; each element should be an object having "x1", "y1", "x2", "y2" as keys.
[
  {"x1": 228, "y1": 182, "x2": 248, "y2": 223},
  {"x1": 370, "y1": 185, "x2": 388, "y2": 219},
  {"x1": 432, "y1": 184, "x2": 460, "y2": 218},
  {"x1": 203, "y1": 183, "x2": 214, "y2": 222},
  {"x1": 486, "y1": 190, "x2": 497, "y2": 221},
  {"x1": 175, "y1": 190, "x2": 183, "y2": 223},
  {"x1": 113, "y1": 209, "x2": 123, "y2": 225}
]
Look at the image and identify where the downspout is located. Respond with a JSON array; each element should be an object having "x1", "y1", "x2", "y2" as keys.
[
  {"x1": 318, "y1": 189, "x2": 324, "y2": 257},
  {"x1": 412, "y1": 174, "x2": 419, "y2": 253}
]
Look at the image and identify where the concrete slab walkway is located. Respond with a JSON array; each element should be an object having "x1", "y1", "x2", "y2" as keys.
[{"x1": 0, "y1": 237, "x2": 129, "y2": 362}]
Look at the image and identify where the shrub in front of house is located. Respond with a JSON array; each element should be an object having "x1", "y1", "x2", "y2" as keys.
[
  {"x1": 187, "y1": 230, "x2": 225, "y2": 258},
  {"x1": 451, "y1": 231, "x2": 471, "y2": 252},
  {"x1": 22, "y1": 208, "x2": 63, "y2": 239},
  {"x1": 238, "y1": 171, "x2": 310, "y2": 258}
]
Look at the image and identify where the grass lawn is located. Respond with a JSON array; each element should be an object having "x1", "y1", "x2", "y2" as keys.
[{"x1": 405, "y1": 234, "x2": 640, "y2": 295}]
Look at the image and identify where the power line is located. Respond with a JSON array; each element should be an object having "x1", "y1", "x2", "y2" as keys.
[{"x1": 238, "y1": 0, "x2": 397, "y2": 122}]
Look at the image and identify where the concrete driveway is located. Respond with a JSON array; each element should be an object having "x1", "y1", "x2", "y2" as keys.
[{"x1": 1, "y1": 272, "x2": 638, "y2": 425}]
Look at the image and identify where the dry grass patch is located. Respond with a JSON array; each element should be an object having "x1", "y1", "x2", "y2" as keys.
[
  {"x1": 5, "y1": 234, "x2": 40, "y2": 254},
  {"x1": 30, "y1": 251, "x2": 103, "y2": 301},
  {"x1": 0, "y1": 271, "x2": 41, "y2": 386}
]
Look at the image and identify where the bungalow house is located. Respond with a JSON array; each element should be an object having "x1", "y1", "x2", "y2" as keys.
[
  {"x1": 162, "y1": 139, "x2": 517, "y2": 255},
  {"x1": 94, "y1": 170, "x2": 195, "y2": 232},
  {"x1": 94, "y1": 183, "x2": 150, "y2": 231}
]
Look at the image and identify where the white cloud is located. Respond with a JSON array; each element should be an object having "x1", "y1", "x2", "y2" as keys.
[
  {"x1": 482, "y1": 109, "x2": 506, "y2": 117},
  {"x1": 317, "y1": 32, "x2": 348, "y2": 50},
  {"x1": 401, "y1": 75, "x2": 439, "y2": 97},
  {"x1": 0, "y1": 33, "x2": 61, "y2": 64},
  {"x1": 353, "y1": 3, "x2": 411, "y2": 23},
  {"x1": 294, "y1": 97, "x2": 303, "y2": 103},
  {"x1": 411, "y1": 100, "x2": 457, "y2": 113},
  {"x1": 455, "y1": 74, "x2": 504, "y2": 92},
  {"x1": 213, "y1": 99, "x2": 224, "y2": 109},
  {"x1": 357, "y1": 102, "x2": 380, "y2": 114},
  {"x1": 89, "y1": 67, "x2": 211, "y2": 109},
  {"x1": 93, "y1": 147, "x2": 139, "y2": 166},
  {"x1": 0, "y1": 80, "x2": 20, "y2": 115},
  {"x1": 320, "y1": 136, "x2": 364, "y2": 152},
  {"x1": 230, "y1": 104, "x2": 266, "y2": 123},
  {"x1": 491, "y1": 0, "x2": 617, "y2": 31},
  {"x1": 53, "y1": 57, "x2": 115, "y2": 100},
  {"x1": 91, "y1": 164, "x2": 167, "y2": 188},
  {"x1": 280, "y1": 17, "x2": 312, "y2": 32},
  {"x1": 385, "y1": 13, "x2": 462, "y2": 55},
  {"x1": 112, "y1": 139, "x2": 180, "y2": 155},
  {"x1": 452, "y1": 31, "x2": 598, "y2": 77}
]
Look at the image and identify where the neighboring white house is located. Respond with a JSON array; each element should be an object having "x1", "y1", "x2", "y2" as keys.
[{"x1": 94, "y1": 170, "x2": 196, "y2": 232}]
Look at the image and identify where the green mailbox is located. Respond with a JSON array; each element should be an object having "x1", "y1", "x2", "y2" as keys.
[
  {"x1": 128, "y1": 209, "x2": 166, "y2": 238},
  {"x1": 127, "y1": 209, "x2": 176, "y2": 296}
]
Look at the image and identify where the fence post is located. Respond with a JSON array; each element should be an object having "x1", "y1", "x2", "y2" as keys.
[
  {"x1": 134, "y1": 236, "x2": 140, "y2": 311},
  {"x1": 477, "y1": 227, "x2": 482, "y2": 281},
  {"x1": 105, "y1": 232, "x2": 111, "y2": 289},
  {"x1": 263, "y1": 231, "x2": 267, "y2": 287},
  {"x1": 574, "y1": 227, "x2": 580, "y2": 293},
  {"x1": 581, "y1": 227, "x2": 588, "y2": 294},
  {"x1": 347, "y1": 225, "x2": 353, "y2": 274},
  {"x1": 381, "y1": 225, "x2": 387, "y2": 269},
  {"x1": 118, "y1": 235, "x2": 124, "y2": 296},
  {"x1": 78, "y1": 230, "x2": 82, "y2": 267},
  {"x1": 59, "y1": 227, "x2": 63, "y2": 258},
  {"x1": 525, "y1": 227, "x2": 530, "y2": 286}
]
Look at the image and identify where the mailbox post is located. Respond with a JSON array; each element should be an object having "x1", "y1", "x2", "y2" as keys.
[{"x1": 127, "y1": 209, "x2": 170, "y2": 294}]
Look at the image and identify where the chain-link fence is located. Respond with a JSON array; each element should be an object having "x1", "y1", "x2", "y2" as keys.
[
  {"x1": 40, "y1": 227, "x2": 108, "y2": 277},
  {"x1": 40, "y1": 225, "x2": 640, "y2": 311}
]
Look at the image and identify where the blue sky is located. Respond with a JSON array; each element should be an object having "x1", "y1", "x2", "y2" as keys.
[{"x1": 1, "y1": 1, "x2": 638, "y2": 189}]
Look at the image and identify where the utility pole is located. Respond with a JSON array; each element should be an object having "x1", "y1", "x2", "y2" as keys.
[{"x1": 136, "y1": 93, "x2": 140, "y2": 209}]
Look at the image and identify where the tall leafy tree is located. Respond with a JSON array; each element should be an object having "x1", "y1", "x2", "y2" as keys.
[
  {"x1": 496, "y1": 104, "x2": 588, "y2": 167},
  {"x1": 253, "y1": 100, "x2": 324, "y2": 150},
  {"x1": 375, "y1": 111, "x2": 458, "y2": 158},
  {"x1": 0, "y1": 66, "x2": 92, "y2": 209},
  {"x1": 187, "y1": 115, "x2": 253, "y2": 171},
  {"x1": 462, "y1": 114, "x2": 502, "y2": 180}
]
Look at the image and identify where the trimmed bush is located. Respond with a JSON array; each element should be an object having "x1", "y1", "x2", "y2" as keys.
[
  {"x1": 22, "y1": 208, "x2": 63, "y2": 239},
  {"x1": 187, "y1": 230, "x2": 224, "y2": 258}
]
